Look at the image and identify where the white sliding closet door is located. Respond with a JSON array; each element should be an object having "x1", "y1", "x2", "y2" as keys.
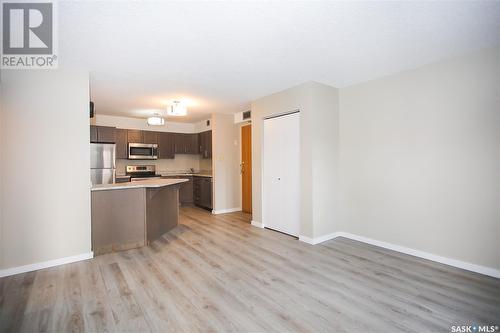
[{"x1": 263, "y1": 112, "x2": 300, "y2": 236}]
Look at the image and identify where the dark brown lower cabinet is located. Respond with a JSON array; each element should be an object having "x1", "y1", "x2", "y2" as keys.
[
  {"x1": 194, "y1": 176, "x2": 212, "y2": 210},
  {"x1": 162, "y1": 176, "x2": 193, "y2": 205},
  {"x1": 179, "y1": 176, "x2": 193, "y2": 204}
]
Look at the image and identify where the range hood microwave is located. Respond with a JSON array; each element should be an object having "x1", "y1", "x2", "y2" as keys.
[{"x1": 128, "y1": 143, "x2": 158, "y2": 160}]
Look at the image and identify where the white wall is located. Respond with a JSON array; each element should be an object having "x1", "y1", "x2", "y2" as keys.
[
  {"x1": 310, "y1": 84, "x2": 340, "y2": 238},
  {"x1": 0, "y1": 70, "x2": 91, "y2": 270},
  {"x1": 234, "y1": 110, "x2": 251, "y2": 124},
  {"x1": 194, "y1": 118, "x2": 212, "y2": 132},
  {"x1": 251, "y1": 82, "x2": 340, "y2": 237},
  {"x1": 212, "y1": 113, "x2": 240, "y2": 212},
  {"x1": 338, "y1": 47, "x2": 500, "y2": 270}
]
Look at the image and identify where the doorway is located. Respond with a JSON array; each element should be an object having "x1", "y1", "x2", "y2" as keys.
[
  {"x1": 262, "y1": 111, "x2": 300, "y2": 236},
  {"x1": 241, "y1": 124, "x2": 252, "y2": 213}
]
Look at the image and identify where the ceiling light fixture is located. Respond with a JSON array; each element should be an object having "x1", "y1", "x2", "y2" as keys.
[
  {"x1": 147, "y1": 113, "x2": 165, "y2": 126},
  {"x1": 167, "y1": 100, "x2": 187, "y2": 116}
]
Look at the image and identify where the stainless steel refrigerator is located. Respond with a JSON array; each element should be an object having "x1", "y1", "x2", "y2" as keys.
[{"x1": 90, "y1": 143, "x2": 116, "y2": 185}]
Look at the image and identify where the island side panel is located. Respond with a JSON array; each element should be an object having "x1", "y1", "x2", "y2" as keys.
[
  {"x1": 146, "y1": 185, "x2": 180, "y2": 243},
  {"x1": 91, "y1": 188, "x2": 146, "y2": 255}
]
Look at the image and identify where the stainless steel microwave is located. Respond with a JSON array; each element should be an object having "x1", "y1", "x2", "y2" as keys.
[{"x1": 128, "y1": 143, "x2": 158, "y2": 160}]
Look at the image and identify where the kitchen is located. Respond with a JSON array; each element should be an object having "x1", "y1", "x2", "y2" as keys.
[{"x1": 89, "y1": 111, "x2": 216, "y2": 255}]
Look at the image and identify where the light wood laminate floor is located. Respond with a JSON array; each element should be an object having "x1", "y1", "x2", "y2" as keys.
[{"x1": 1, "y1": 207, "x2": 499, "y2": 332}]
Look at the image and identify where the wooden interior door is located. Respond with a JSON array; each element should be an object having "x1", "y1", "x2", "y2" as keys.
[{"x1": 241, "y1": 125, "x2": 252, "y2": 213}]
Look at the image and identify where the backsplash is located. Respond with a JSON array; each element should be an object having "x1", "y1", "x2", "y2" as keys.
[
  {"x1": 116, "y1": 155, "x2": 212, "y2": 175},
  {"x1": 199, "y1": 157, "x2": 213, "y2": 173}
]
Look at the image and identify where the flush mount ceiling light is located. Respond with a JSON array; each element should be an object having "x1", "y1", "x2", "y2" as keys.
[
  {"x1": 147, "y1": 113, "x2": 165, "y2": 126},
  {"x1": 167, "y1": 100, "x2": 187, "y2": 116}
]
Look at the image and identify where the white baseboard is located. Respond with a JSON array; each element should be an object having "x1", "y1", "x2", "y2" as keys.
[
  {"x1": 212, "y1": 207, "x2": 242, "y2": 214},
  {"x1": 299, "y1": 235, "x2": 314, "y2": 244},
  {"x1": 251, "y1": 220, "x2": 265, "y2": 228},
  {"x1": 337, "y1": 232, "x2": 500, "y2": 279},
  {"x1": 299, "y1": 231, "x2": 500, "y2": 279},
  {"x1": 0, "y1": 252, "x2": 94, "y2": 278},
  {"x1": 299, "y1": 232, "x2": 339, "y2": 245}
]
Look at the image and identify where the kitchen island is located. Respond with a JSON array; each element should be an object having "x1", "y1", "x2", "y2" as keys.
[{"x1": 91, "y1": 178, "x2": 188, "y2": 255}]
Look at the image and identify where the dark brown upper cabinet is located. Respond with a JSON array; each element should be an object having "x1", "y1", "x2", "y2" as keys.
[
  {"x1": 97, "y1": 126, "x2": 116, "y2": 143},
  {"x1": 127, "y1": 129, "x2": 143, "y2": 143},
  {"x1": 199, "y1": 130, "x2": 212, "y2": 159},
  {"x1": 143, "y1": 131, "x2": 158, "y2": 144},
  {"x1": 115, "y1": 128, "x2": 128, "y2": 159},
  {"x1": 91, "y1": 126, "x2": 209, "y2": 158},
  {"x1": 158, "y1": 132, "x2": 175, "y2": 159},
  {"x1": 174, "y1": 133, "x2": 187, "y2": 154},
  {"x1": 189, "y1": 133, "x2": 199, "y2": 154},
  {"x1": 174, "y1": 133, "x2": 199, "y2": 154},
  {"x1": 90, "y1": 125, "x2": 116, "y2": 143},
  {"x1": 207, "y1": 132, "x2": 212, "y2": 158},
  {"x1": 198, "y1": 132, "x2": 203, "y2": 154}
]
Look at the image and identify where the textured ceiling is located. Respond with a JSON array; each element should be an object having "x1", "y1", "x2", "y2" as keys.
[{"x1": 58, "y1": 1, "x2": 500, "y2": 122}]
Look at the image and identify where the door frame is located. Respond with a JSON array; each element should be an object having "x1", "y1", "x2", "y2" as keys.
[{"x1": 261, "y1": 109, "x2": 300, "y2": 236}]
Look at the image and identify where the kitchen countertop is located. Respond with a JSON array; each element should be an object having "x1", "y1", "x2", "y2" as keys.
[
  {"x1": 160, "y1": 173, "x2": 212, "y2": 178},
  {"x1": 91, "y1": 178, "x2": 188, "y2": 191}
]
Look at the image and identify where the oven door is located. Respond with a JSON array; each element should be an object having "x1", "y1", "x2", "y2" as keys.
[{"x1": 128, "y1": 143, "x2": 158, "y2": 160}]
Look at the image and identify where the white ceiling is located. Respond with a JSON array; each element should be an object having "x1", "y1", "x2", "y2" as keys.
[{"x1": 58, "y1": 1, "x2": 500, "y2": 123}]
